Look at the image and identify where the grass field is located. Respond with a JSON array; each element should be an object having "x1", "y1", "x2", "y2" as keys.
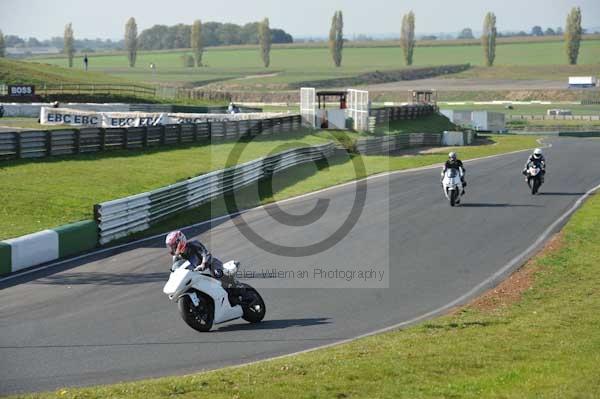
[
  {"x1": 11, "y1": 136, "x2": 600, "y2": 399},
  {"x1": 27, "y1": 40, "x2": 600, "y2": 89}
]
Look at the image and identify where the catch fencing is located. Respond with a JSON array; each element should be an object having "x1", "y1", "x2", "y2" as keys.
[
  {"x1": 0, "y1": 115, "x2": 301, "y2": 160},
  {"x1": 93, "y1": 142, "x2": 336, "y2": 244}
]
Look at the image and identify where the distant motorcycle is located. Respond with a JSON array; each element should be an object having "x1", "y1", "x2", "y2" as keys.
[
  {"x1": 163, "y1": 259, "x2": 265, "y2": 332},
  {"x1": 525, "y1": 163, "x2": 544, "y2": 195},
  {"x1": 442, "y1": 168, "x2": 464, "y2": 206}
]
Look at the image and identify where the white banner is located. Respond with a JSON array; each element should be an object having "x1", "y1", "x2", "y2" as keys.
[{"x1": 39, "y1": 107, "x2": 286, "y2": 128}]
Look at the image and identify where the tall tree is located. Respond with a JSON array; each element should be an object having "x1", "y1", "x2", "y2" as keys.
[
  {"x1": 481, "y1": 12, "x2": 497, "y2": 67},
  {"x1": 0, "y1": 30, "x2": 5, "y2": 58},
  {"x1": 191, "y1": 20, "x2": 204, "y2": 66},
  {"x1": 457, "y1": 28, "x2": 474, "y2": 39},
  {"x1": 125, "y1": 17, "x2": 138, "y2": 67},
  {"x1": 565, "y1": 7, "x2": 582, "y2": 65},
  {"x1": 329, "y1": 10, "x2": 344, "y2": 67},
  {"x1": 63, "y1": 23, "x2": 75, "y2": 67},
  {"x1": 400, "y1": 11, "x2": 416, "y2": 65},
  {"x1": 258, "y1": 18, "x2": 271, "y2": 68}
]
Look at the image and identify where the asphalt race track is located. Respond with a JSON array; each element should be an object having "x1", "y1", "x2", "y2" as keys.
[{"x1": 1, "y1": 137, "x2": 599, "y2": 394}]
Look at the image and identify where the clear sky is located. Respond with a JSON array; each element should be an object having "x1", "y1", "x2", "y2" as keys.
[{"x1": 1, "y1": 0, "x2": 599, "y2": 39}]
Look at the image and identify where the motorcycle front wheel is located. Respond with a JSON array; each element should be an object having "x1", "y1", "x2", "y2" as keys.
[
  {"x1": 531, "y1": 178, "x2": 541, "y2": 195},
  {"x1": 178, "y1": 294, "x2": 214, "y2": 332},
  {"x1": 450, "y1": 189, "x2": 458, "y2": 207}
]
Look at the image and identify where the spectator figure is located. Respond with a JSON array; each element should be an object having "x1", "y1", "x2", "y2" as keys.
[
  {"x1": 0, "y1": 105, "x2": 4, "y2": 118},
  {"x1": 83, "y1": 54, "x2": 88, "y2": 71},
  {"x1": 52, "y1": 101, "x2": 60, "y2": 108}
]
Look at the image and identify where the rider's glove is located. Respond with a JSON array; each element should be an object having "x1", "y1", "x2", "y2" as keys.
[{"x1": 193, "y1": 263, "x2": 205, "y2": 272}]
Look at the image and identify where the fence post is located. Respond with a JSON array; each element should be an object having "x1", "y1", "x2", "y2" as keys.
[
  {"x1": 207, "y1": 122, "x2": 212, "y2": 142},
  {"x1": 15, "y1": 132, "x2": 22, "y2": 159},
  {"x1": 74, "y1": 129, "x2": 81, "y2": 153},
  {"x1": 45, "y1": 131, "x2": 52, "y2": 157},
  {"x1": 100, "y1": 128, "x2": 106, "y2": 151},
  {"x1": 193, "y1": 123, "x2": 198, "y2": 142},
  {"x1": 177, "y1": 124, "x2": 183, "y2": 144},
  {"x1": 143, "y1": 126, "x2": 149, "y2": 147},
  {"x1": 160, "y1": 125, "x2": 166, "y2": 145},
  {"x1": 124, "y1": 128, "x2": 129, "y2": 149}
]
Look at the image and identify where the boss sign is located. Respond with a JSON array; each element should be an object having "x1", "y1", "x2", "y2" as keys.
[{"x1": 8, "y1": 85, "x2": 36, "y2": 96}]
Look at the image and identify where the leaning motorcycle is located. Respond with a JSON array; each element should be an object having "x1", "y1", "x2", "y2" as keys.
[
  {"x1": 525, "y1": 164, "x2": 544, "y2": 195},
  {"x1": 163, "y1": 259, "x2": 266, "y2": 332},
  {"x1": 442, "y1": 168, "x2": 464, "y2": 207}
]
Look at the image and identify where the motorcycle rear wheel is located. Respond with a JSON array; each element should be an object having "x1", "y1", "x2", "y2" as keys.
[
  {"x1": 241, "y1": 288, "x2": 266, "y2": 323},
  {"x1": 178, "y1": 294, "x2": 214, "y2": 332}
]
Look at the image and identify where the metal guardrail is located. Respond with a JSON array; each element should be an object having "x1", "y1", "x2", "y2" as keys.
[
  {"x1": 510, "y1": 114, "x2": 600, "y2": 121},
  {"x1": 93, "y1": 142, "x2": 335, "y2": 244},
  {"x1": 36, "y1": 83, "x2": 156, "y2": 97},
  {"x1": 0, "y1": 115, "x2": 302, "y2": 160},
  {"x1": 355, "y1": 133, "x2": 444, "y2": 154}
]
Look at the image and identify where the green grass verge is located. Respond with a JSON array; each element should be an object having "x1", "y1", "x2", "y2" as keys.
[
  {"x1": 0, "y1": 130, "x2": 337, "y2": 240},
  {"x1": 11, "y1": 138, "x2": 600, "y2": 399}
]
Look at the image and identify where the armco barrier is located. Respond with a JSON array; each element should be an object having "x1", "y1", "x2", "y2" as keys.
[
  {"x1": 355, "y1": 132, "x2": 474, "y2": 155},
  {"x1": 94, "y1": 143, "x2": 336, "y2": 245},
  {"x1": 0, "y1": 115, "x2": 301, "y2": 161},
  {"x1": 0, "y1": 220, "x2": 98, "y2": 275}
]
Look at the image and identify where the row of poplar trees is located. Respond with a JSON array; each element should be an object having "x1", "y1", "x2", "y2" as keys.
[
  {"x1": 57, "y1": 17, "x2": 272, "y2": 68},
  {"x1": 330, "y1": 7, "x2": 585, "y2": 68},
  {"x1": 40, "y1": 6, "x2": 585, "y2": 69}
]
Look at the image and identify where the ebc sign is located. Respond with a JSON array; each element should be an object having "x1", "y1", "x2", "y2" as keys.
[{"x1": 8, "y1": 85, "x2": 35, "y2": 97}]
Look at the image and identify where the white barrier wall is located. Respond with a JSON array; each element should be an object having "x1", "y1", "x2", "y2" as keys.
[{"x1": 5, "y1": 230, "x2": 59, "y2": 272}]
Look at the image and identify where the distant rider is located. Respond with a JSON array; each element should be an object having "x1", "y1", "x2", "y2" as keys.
[
  {"x1": 522, "y1": 148, "x2": 546, "y2": 182},
  {"x1": 441, "y1": 152, "x2": 467, "y2": 195},
  {"x1": 165, "y1": 230, "x2": 224, "y2": 279}
]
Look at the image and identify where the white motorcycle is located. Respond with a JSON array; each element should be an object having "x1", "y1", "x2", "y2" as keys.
[
  {"x1": 163, "y1": 259, "x2": 266, "y2": 332},
  {"x1": 441, "y1": 168, "x2": 464, "y2": 207},
  {"x1": 526, "y1": 163, "x2": 544, "y2": 195}
]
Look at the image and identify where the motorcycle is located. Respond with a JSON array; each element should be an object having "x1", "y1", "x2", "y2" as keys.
[
  {"x1": 525, "y1": 163, "x2": 544, "y2": 195},
  {"x1": 163, "y1": 259, "x2": 266, "y2": 332},
  {"x1": 441, "y1": 168, "x2": 464, "y2": 207}
]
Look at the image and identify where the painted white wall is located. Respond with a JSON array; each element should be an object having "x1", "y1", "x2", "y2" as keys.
[{"x1": 5, "y1": 230, "x2": 59, "y2": 271}]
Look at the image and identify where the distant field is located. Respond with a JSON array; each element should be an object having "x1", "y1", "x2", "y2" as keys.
[
  {"x1": 439, "y1": 103, "x2": 600, "y2": 116},
  {"x1": 27, "y1": 40, "x2": 600, "y2": 89}
]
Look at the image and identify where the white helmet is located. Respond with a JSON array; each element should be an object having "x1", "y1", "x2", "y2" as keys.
[
  {"x1": 448, "y1": 152, "x2": 457, "y2": 160},
  {"x1": 533, "y1": 148, "x2": 543, "y2": 159}
]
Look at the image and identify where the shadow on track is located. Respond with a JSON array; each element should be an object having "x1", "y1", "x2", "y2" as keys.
[
  {"x1": 31, "y1": 272, "x2": 167, "y2": 286},
  {"x1": 216, "y1": 318, "x2": 331, "y2": 332},
  {"x1": 536, "y1": 192, "x2": 585, "y2": 196},
  {"x1": 459, "y1": 203, "x2": 542, "y2": 208}
]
